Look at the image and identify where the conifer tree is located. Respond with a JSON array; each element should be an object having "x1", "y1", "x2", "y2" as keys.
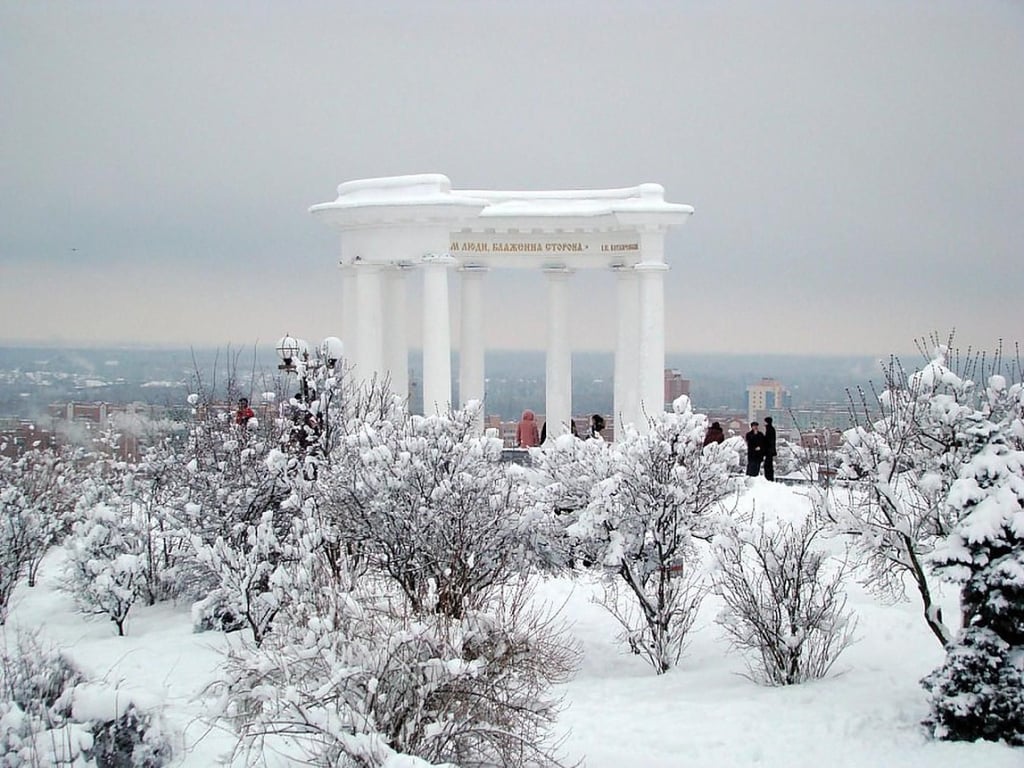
[{"x1": 923, "y1": 373, "x2": 1024, "y2": 745}]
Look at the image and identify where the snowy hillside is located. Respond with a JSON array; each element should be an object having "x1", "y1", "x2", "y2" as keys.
[{"x1": 5, "y1": 480, "x2": 1019, "y2": 768}]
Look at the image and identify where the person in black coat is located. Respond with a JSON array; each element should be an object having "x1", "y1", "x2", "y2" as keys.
[
  {"x1": 763, "y1": 416, "x2": 778, "y2": 481},
  {"x1": 745, "y1": 421, "x2": 766, "y2": 477}
]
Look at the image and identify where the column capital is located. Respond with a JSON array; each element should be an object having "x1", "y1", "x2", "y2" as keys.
[
  {"x1": 422, "y1": 252, "x2": 456, "y2": 266},
  {"x1": 611, "y1": 262, "x2": 639, "y2": 275},
  {"x1": 459, "y1": 264, "x2": 490, "y2": 275},
  {"x1": 634, "y1": 261, "x2": 670, "y2": 273},
  {"x1": 542, "y1": 265, "x2": 574, "y2": 278},
  {"x1": 351, "y1": 259, "x2": 384, "y2": 272}
]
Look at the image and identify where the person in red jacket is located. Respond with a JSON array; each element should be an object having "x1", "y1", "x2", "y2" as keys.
[
  {"x1": 235, "y1": 397, "x2": 255, "y2": 426},
  {"x1": 516, "y1": 409, "x2": 540, "y2": 448}
]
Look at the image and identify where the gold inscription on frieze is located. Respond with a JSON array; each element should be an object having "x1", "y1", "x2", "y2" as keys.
[{"x1": 450, "y1": 241, "x2": 593, "y2": 253}]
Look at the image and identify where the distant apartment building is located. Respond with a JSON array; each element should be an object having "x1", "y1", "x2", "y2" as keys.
[
  {"x1": 45, "y1": 401, "x2": 172, "y2": 462},
  {"x1": 747, "y1": 377, "x2": 791, "y2": 423},
  {"x1": 0, "y1": 419, "x2": 57, "y2": 457},
  {"x1": 47, "y1": 401, "x2": 169, "y2": 424},
  {"x1": 485, "y1": 414, "x2": 520, "y2": 448},
  {"x1": 788, "y1": 402, "x2": 857, "y2": 432},
  {"x1": 664, "y1": 369, "x2": 691, "y2": 407},
  {"x1": 798, "y1": 427, "x2": 845, "y2": 451}
]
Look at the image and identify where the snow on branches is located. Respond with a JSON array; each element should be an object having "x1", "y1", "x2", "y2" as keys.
[
  {"x1": 0, "y1": 447, "x2": 82, "y2": 622},
  {"x1": 0, "y1": 630, "x2": 171, "y2": 766},
  {"x1": 63, "y1": 501, "x2": 151, "y2": 636},
  {"x1": 815, "y1": 335, "x2": 1024, "y2": 744},
  {"x1": 923, "y1": 373, "x2": 1024, "y2": 745},
  {"x1": 552, "y1": 396, "x2": 739, "y2": 673},
  {"x1": 711, "y1": 508, "x2": 858, "y2": 686},
  {"x1": 825, "y1": 346, "x2": 995, "y2": 646},
  {"x1": 321, "y1": 401, "x2": 541, "y2": 619},
  {"x1": 219, "y1": 573, "x2": 578, "y2": 768},
  {"x1": 217, "y1": 389, "x2": 581, "y2": 767}
]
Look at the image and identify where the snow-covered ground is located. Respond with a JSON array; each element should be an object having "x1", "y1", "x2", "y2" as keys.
[{"x1": 5, "y1": 480, "x2": 1020, "y2": 767}]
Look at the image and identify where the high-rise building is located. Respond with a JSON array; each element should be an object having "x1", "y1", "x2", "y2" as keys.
[
  {"x1": 747, "y1": 377, "x2": 791, "y2": 423},
  {"x1": 664, "y1": 369, "x2": 691, "y2": 407}
]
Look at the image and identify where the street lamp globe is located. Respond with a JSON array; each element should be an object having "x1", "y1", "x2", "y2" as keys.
[
  {"x1": 276, "y1": 335, "x2": 300, "y2": 368},
  {"x1": 320, "y1": 337, "x2": 344, "y2": 368}
]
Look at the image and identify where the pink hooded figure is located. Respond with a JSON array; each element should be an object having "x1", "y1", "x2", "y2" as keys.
[{"x1": 516, "y1": 409, "x2": 541, "y2": 448}]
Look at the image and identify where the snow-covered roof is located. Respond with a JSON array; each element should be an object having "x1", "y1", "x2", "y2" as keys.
[
  {"x1": 459, "y1": 183, "x2": 694, "y2": 218},
  {"x1": 310, "y1": 174, "x2": 489, "y2": 212},
  {"x1": 309, "y1": 174, "x2": 693, "y2": 226}
]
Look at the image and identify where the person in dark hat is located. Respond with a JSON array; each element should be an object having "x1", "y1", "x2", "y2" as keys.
[
  {"x1": 763, "y1": 416, "x2": 778, "y2": 481},
  {"x1": 745, "y1": 421, "x2": 765, "y2": 477}
]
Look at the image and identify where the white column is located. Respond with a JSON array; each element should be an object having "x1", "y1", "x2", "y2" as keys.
[
  {"x1": 340, "y1": 263, "x2": 358, "y2": 382},
  {"x1": 544, "y1": 267, "x2": 573, "y2": 441},
  {"x1": 383, "y1": 265, "x2": 409, "y2": 404},
  {"x1": 613, "y1": 265, "x2": 640, "y2": 435},
  {"x1": 459, "y1": 265, "x2": 488, "y2": 431},
  {"x1": 421, "y1": 253, "x2": 455, "y2": 415},
  {"x1": 354, "y1": 263, "x2": 384, "y2": 388},
  {"x1": 636, "y1": 261, "x2": 668, "y2": 430}
]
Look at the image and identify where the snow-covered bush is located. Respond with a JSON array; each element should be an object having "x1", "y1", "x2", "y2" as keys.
[
  {"x1": 530, "y1": 432, "x2": 618, "y2": 569},
  {"x1": 89, "y1": 703, "x2": 171, "y2": 768},
  {"x1": 125, "y1": 387, "x2": 295, "y2": 608},
  {"x1": 0, "y1": 630, "x2": 171, "y2": 767},
  {"x1": 923, "y1": 376, "x2": 1024, "y2": 745},
  {"x1": 712, "y1": 511, "x2": 858, "y2": 686},
  {"x1": 596, "y1": 565, "x2": 707, "y2": 672},
  {"x1": 0, "y1": 448, "x2": 81, "y2": 590},
  {"x1": 1, "y1": 631, "x2": 82, "y2": 717},
  {"x1": 565, "y1": 396, "x2": 738, "y2": 673},
  {"x1": 196, "y1": 374, "x2": 579, "y2": 764},
  {"x1": 1, "y1": 631, "x2": 89, "y2": 765},
  {"x1": 323, "y1": 400, "x2": 540, "y2": 619},
  {"x1": 0, "y1": 447, "x2": 84, "y2": 622},
  {"x1": 220, "y1": 554, "x2": 579, "y2": 768},
  {"x1": 922, "y1": 628, "x2": 1024, "y2": 746},
  {"x1": 0, "y1": 489, "x2": 33, "y2": 626},
  {"x1": 824, "y1": 346, "x2": 991, "y2": 646},
  {"x1": 64, "y1": 502, "x2": 151, "y2": 636},
  {"x1": 190, "y1": 507, "x2": 291, "y2": 646}
]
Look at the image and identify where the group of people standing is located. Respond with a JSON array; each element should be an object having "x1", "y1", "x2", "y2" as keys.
[
  {"x1": 515, "y1": 409, "x2": 778, "y2": 481},
  {"x1": 744, "y1": 416, "x2": 777, "y2": 481},
  {"x1": 703, "y1": 418, "x2": 777, "y2": 480},
  {"x1": 516, "y1": 410, "x2": 605, "y2": 447}
]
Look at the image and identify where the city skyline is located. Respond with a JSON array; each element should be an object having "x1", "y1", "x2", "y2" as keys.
[{"x1": 1, "y1": 1, "x2": 1021, "y2": 357}]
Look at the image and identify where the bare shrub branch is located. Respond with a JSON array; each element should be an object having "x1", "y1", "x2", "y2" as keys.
[{"x1": 713, "y1": 512, "x2": 858, "y2": 686}]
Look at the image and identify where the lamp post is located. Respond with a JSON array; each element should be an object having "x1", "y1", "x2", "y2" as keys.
[
  {"x1": 276, "y1": 335, "x2": 344, "y2": 476},
  {"x1": 276, "y1": 333, "x2": 344, "y2": 406}
]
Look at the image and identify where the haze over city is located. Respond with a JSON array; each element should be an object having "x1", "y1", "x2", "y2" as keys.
[{"x1": 1, "y1": 1, "x2": 1021, "y2": 356}]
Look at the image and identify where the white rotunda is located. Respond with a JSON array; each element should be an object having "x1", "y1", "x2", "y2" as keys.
[{"x1": 310, "y1": 174, "x2": 693, "y2": 437}]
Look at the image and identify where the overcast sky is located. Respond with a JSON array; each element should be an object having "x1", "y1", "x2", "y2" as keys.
[{"x1": 1, "y1": 0, "x2": 1021, "y2": 356}]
